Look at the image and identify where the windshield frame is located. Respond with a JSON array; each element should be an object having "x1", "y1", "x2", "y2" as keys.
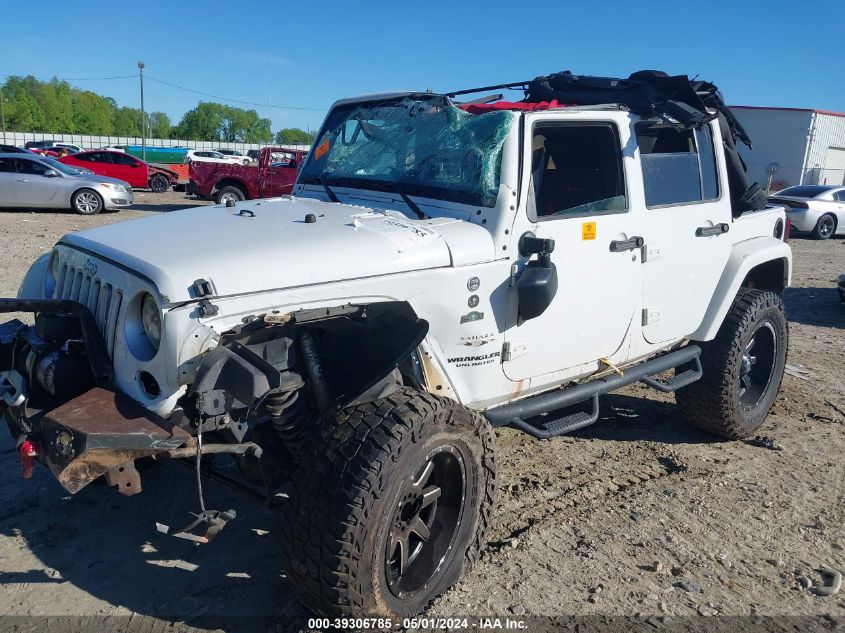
[{"x1": 298, "y1": 94, "x2": 515, "y2": 208}]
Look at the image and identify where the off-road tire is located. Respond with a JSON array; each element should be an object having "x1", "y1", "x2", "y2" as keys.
[
  {"x1": 214, "y1": 185, "x2": 245, "y2": 205},
  {"x1": 676, "y1": 288, "x2": 787, "y2": 439},
  {"x1": 71, "y1": 189, "x2": 103, "y2": 215},
  {"x1": 149, "y1": 173, "x2": 169, "y2": 193},
  {"x1": 280, "y1": 388, "x2": 497, "y2": 617},
  {"x1": 812, "y1": 213, "x2": 836, "y2": 240}
]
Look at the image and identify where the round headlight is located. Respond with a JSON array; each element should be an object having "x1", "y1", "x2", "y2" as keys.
[{"x1": 140, "y1": 293, "x2": 161, "y2": 350}]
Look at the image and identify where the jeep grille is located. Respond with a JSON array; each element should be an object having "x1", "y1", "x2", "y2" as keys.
[{"x1": 54, "y1": 261, "x2": 123, "y2": 359}]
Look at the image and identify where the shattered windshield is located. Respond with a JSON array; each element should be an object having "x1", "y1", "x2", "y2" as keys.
[{"x1": 300, "y1": 95, "x2": 515, "y2": 207}]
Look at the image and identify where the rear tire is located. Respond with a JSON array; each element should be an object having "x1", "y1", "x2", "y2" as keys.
[
  {"x1": 71, "y1": 189, "x2": 103, "y2": 215},
  {"x1": 280, "y1": 388, "x2": 497, "y2": 617},
  {"x1": 149, "y1": 174, "x2": 169, "y2": 193},
  {"x1": 812, "y1": 213, "x2": 836, "y2": 240},
  {"x1": 214, "y1": 186, "x2": 245, "y2": 205},
  {"x1": 676, "y1": 288, "x2": 787, "y2": 439}
]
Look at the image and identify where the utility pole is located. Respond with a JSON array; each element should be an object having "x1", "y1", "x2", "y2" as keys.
[
  {"x1": 138, "y1": 61, "x2": 146, "y2": 161},
  {"x1": 267, "y1": 59, "x2": 272, "y2": 146},
  {"x1": 0, "y1": 86, "x2": 6, "y2": 145}
]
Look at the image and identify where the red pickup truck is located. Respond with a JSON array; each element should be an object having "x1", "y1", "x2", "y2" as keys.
[{"x1": 187, "y1": 147, "x2": 306, "y2": 204}]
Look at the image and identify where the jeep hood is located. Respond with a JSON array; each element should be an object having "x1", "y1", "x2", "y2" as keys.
[{"x1": 59, "y1": 197, "x2": 495, "y2": 303}]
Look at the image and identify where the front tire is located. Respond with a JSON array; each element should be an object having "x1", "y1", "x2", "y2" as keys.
[
  {"x1": 71, "y1": 189, "x2": 103, "y2": 215},
  {"x1": 149, "y1": 173, "x2": 169, "y2": 193},
  {"x1": 676, "y1": 288, "x2": 787, "y2": 439},
  {"x1": 812, "y1": 213, "x2": 836, "y2": 240},
  {"x1": 280, "y1": 388, "x2": 497, "y2": 617}
]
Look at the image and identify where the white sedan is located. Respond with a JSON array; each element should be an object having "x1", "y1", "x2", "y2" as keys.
[
  {"x1": 769, "y1": 185, "x2": 845, "y2": 240},
  {"x1": 184, "y1": 150, "x2": 243, "y2": 165},
  {"x1": 215, "y1": 149, "x2": 252, "y2": 164}
]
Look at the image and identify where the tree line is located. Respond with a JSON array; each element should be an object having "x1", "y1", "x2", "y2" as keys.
[{"x1": 1, "y1": 75, "x2": 315, "y2": 145}]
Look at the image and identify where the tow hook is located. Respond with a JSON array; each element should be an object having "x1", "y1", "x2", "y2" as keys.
[{"x1": 18, "y1": 438, "x2": 39, "y2": 479}]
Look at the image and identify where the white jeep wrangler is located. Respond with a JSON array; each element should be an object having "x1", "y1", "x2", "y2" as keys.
[{"x1": 0, "y1": 71, "x2": 791, "y2": 618}]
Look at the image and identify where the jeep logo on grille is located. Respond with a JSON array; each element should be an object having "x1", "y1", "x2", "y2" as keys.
[{"x1": 83, "y1": 259, "x2": 98, "y2": 276}]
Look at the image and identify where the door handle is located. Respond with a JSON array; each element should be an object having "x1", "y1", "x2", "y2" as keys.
[
  {"x1": 15, "y1": 178, "x2": 28, "y2": 182},
  {"x1": 696, "y1": 223, "x2": 729, "y2": 237},
  {"x1": 609, "y1": 236, "x2": 644, "y2": 252}
]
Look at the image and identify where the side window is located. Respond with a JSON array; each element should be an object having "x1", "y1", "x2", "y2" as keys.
[
  {"x1": 15, "y1": 159, "x2": 51, "y2": 175},
  {"x1": 0, "y1": 157, "x2": 16, "y2": 172},
  {"x1": 532, "y1": 123, "x2": 627, "y2": 219},
  {"x1": 636, "y1": 122, "x2": 719, "y2": 207},
  {"x1": 696, "y1": 125, "x2": 719, "y2": 200},
  {"x1": 270, "y1": 151, "x2": 296, "y2": 167},
  {"x1": 111, "y1": 152, "x2": 137, "y2": 165},
  {"x1": 86, "y1": 153, "x2": 109, "y2": 163},
  {"x1": 834, "y1": 191, "x2": 845, "y2": 202}
]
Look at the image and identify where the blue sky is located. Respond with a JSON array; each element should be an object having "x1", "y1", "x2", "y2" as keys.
[{"x1": 2, "y1": 0, "x2": 843, "y2": 133}]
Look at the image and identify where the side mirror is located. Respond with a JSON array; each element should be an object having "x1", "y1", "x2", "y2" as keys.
[
  {"x1": 516, "y1": 233, "x2": 558, "y2": 322},
  {"x1": 43, "y1": 169, "x2": 59, "y2": 178}
]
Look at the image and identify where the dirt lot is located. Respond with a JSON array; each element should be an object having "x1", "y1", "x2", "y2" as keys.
[{"x1": 0, "y1": 193, "x2": 843, "y2": 631}]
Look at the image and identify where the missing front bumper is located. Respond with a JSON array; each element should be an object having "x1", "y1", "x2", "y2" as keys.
[{"x1": 34, "y1": 387, "x2": 190, "y2": 495}]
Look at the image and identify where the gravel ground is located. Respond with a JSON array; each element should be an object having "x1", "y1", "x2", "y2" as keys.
[{"x1": 0, "y1": 192, "x2": 843, "y2": 631}]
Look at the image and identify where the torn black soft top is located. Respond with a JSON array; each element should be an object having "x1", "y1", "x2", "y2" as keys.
[
  {"x1": 524, "y1": 70, "x2": 765, "y2": 214},
  {"x1": 525, "y1": 70, "x2": 746, "y2": 146}
]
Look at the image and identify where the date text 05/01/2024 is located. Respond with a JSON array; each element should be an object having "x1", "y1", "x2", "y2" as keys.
[{"x1": 307, "y1": 617, "x2": 527, "y2": 630}]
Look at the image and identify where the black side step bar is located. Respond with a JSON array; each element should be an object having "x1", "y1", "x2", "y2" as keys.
[
  {"x1": 640, "y1": 356, "x2": 702, "y2": 392},
  {"x1": 509, "y1": 394, "x2": 601, "y2": 440},
  {"x1": 485, "y1": 345, "x2": 702, "y2": 439}
]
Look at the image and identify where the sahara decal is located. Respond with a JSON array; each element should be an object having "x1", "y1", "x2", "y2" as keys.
[
  {"x1": 459, "y1": 333, "x2": 495, "y2": 347},
  {"x1": 447, "y1": 351, "x2": 501, "y2": 368}
]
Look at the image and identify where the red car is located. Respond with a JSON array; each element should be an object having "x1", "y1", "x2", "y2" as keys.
[{"x1": 60, "y1": 150, "x2": 177, "y2": 192}]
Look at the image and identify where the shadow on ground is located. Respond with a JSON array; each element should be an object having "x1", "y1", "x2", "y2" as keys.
[
  {"x1": 128, "y1": 199, "x2": 208, "y2": 213},
  {"x1": 0, "y1": 200, "x2": 207, "y2": 215},
  {"x1": 783, "y1": 286, "x2": 844, "y2": 328},
  {"x1": 0, "y1": 436, "x2": 307, "y2": 629},
  {"x1": 569, "y1": 391, "x2": 717, "y2": 445}
]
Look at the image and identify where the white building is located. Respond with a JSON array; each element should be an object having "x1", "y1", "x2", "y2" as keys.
[{"x1": 732, "y1": 106, "x2": 845, "y2": 191}]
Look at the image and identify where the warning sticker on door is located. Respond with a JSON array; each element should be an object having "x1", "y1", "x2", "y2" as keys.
[{"x1": 582, "y1": 222, "x2": 597, "y2": 240}]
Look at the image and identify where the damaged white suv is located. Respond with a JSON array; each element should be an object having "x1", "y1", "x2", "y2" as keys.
[{"x1": 1, "y1": 71, "x2": 791, "y2": 618}]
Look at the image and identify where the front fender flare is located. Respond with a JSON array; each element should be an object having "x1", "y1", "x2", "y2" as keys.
[{"x1": 690, "y1": 237, "x2": 791, "y2": 342}]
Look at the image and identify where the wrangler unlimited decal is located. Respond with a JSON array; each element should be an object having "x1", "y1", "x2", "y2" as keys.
[{"x1": 447, "y1": 351, "x2": 501, "y2": 367}]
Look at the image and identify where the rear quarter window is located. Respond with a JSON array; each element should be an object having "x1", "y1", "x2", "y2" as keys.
[{"x1": 636, "y1": 122, "x2": 719, "y2": 207}]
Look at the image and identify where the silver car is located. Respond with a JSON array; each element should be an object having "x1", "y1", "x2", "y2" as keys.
[
  {"x1": 0, "y1": 153, "x2": 133, "y2": 215},
  {"x1": 768, "y1": 185, "x2": 845, "y2": 240}
]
